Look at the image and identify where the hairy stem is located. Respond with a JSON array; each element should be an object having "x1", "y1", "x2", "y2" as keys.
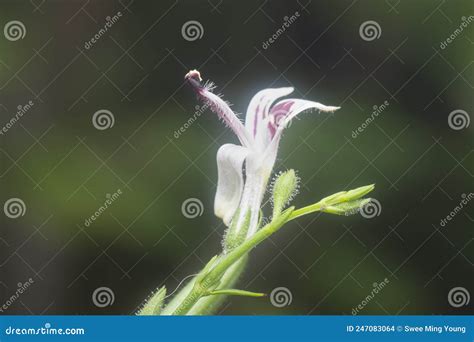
[{"x1": 171, "y1": 207, "x2": 294, "y2": 315}]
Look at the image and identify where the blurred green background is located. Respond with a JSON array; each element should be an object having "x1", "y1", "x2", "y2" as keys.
[{"x1": 1, "y1": 0, "x2": 473, "y2": 315}]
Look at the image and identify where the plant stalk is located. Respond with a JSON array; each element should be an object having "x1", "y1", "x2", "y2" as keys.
[{"x1": 171, "y1": 207, "x2": 294, "y2": 315}]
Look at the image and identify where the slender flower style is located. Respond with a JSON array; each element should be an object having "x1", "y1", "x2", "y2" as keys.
[{"x1": 185, "y1": 70, "x2": 340, "y2": 242}]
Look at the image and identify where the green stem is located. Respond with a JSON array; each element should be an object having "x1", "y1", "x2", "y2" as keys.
[
  {"x1": 188, "y1": 255, "x2": 248, "y2": 315},
  {"x1": 288, "y1": 201, "x2": 323, "y2": 221},
  {"x1": 171, "y1": 207, "x2": 294, "y2": 315}
]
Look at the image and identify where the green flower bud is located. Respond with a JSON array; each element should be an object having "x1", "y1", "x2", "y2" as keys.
[
  {"x1": 338, "y1": 184, "x2": 375, "y2": 203},
  {"x1": 320, "y1": 184, "x2": 375, "y2": 205},
  {"x1": 289, "y1": 184, "x2": 375, "y2": 220},
  {"x1": 272, "y1": 169, "x2": 299, "y2": 219},
  {"x1": 321, "y1": 198, "x2": 372, "y2": 216},
  {"x1": 319, "y1": 191, "x2": 347, "y2": 205}
]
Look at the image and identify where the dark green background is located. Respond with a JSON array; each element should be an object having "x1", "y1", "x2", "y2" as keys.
[{"x1": 1, "y1": 0, "x2": 473, "y2": 315}]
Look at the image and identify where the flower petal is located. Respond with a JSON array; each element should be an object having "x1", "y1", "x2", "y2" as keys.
[
  {"x1": 214, "y1": 144, "x2": 249, "y2": 226},
  {"x1": 268, "y1": 99, "x2": 340, "y2": 137},
  {"x1": 185, "y1": 70, "x2": 252, "y2": 147},
  {"x1": 245, "y1": 87, "x2": 294, "y2": 144},
  {"x1": 262, "y1": 99, "x2": 341, "y2": 173}
]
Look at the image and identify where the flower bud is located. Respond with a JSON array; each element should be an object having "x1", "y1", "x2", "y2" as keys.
[
  {"x1": 272, "y1": 169, "x2": 299, "y2": 218},
  {"x1": 338, "y1": 184, "x2": 375, "y2": 203},
  {"x1": 321, "y1": 198, "x2": 372, "y2": 216},
  {"x1": 320, "y1": 184, "x2": 375, "y2": 205}
]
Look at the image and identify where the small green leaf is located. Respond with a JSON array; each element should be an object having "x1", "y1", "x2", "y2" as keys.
[{"x1": 206, "y1": 289, "x2": 265, "y2": 298}]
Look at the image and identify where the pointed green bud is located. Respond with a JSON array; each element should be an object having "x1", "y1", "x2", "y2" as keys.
[
  {"x1": 319, "y1": 191, "x2": 347, "y2": 205},
  {"x1": 272, "y1": 169, "x2": 299, "y2": 219},
  {"x1": 289, "y1": 184, "x2": 375, "y2": 221},
  {"x1": 321, "y1": 198, "x2": 372, "y2": 216},
  {"x1": 137, "y1": 286, "x2": 167, "y2": 315},
  {"x1": 320, "y1": 185, "x2": 375, "y2": 206},
  {"x1": 206, "y1": 289, "x2": 265, "y2": 298},
  {"x1": 338, "y1": 184, "x2": 375, "y2": 203}
]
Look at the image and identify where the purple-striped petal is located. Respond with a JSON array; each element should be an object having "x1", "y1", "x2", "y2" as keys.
[
  {"x1": 268, "y1": 99, "x2": 340, "y2": 137},
  {"x1": 245, "y1": 87, "x2": 294, "y2": 146},
  {"x1": 262, "y1": 99, "x2": 340, "y2": 174}
]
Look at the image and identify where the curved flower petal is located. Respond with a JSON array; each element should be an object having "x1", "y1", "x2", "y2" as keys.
[
  {"x1": 268, "y1": 99, "x2": 340, "y2": 137},
  {"x1": 262, "y1": 99, "x2": 340, "y2": 174},
  {"x1": 214, "y1": 143, "x2": 249, "y2": 226},
  {"x1": 245, "y1": 87, "x2": 294, "y2": 145},
  {"x1": 185, "y1": 70, "x2": 252, "y2": 147}
]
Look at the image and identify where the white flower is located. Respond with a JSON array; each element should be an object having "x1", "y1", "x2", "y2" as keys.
[{"x1": 185, "y1": 70, "x2": 340, "y2": 239}]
